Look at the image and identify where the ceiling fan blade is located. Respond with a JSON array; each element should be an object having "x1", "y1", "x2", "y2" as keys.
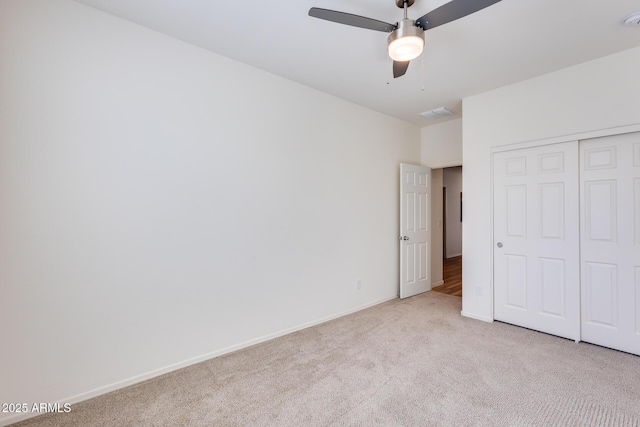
[
  {"x1": 309, "y1": 8, "x2": 396, "y2": 33},
  {"x1": 416, "y1": 0, "x2": 501, "y2": 31},
  {"x1": 393, "y1": 61, "x2": 410, "y2": 78}
]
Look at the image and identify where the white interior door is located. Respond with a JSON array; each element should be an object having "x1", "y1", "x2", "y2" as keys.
[
  {"x1": 400, "y1": 163, "x2": 431, "y2": 298},
  {"x1": 493, "y1": 142, "x2": 580, "y2": 340},
  {"x1": 580, "y1": 132, "x2": 640, "y2": 355}
]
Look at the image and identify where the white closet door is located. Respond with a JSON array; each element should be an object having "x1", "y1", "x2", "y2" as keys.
[
  {"x1": 493, "y1": 141, "x2": 580, "y2": 340},
  {"x1": 580, "y1": 132, "x2": 640, "y2": 355}
]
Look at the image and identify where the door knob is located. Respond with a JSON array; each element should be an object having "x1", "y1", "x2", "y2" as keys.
[
  {"x1": 497, "y1": 242, "x2": 503, "y2": 248},
  {"x1": 403, "y1": 236, "x2": 409, "y2": 240}
]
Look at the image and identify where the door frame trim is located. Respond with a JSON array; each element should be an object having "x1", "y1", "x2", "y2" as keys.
[{"x1": 491, "y1": 123, "x2": 640, "y2": 155}]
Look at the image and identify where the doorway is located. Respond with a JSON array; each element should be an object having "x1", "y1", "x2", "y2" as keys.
[{"x1": 432, "y1": 166, "x2": 462, "y2": 297}]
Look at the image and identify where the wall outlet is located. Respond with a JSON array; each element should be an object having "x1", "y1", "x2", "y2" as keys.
[
  {"x1": 356, "y1": 279, "x2": 362, "y2": 291},
  {"x1": 475, "y1": 286, "x2": 484, "y2": 296}
]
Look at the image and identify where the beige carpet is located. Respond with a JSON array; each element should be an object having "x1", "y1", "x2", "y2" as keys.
[{"x1": 12, "y1": 292, "x2": 640, "y2": 426}]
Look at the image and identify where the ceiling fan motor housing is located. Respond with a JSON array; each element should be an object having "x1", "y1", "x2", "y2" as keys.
[
  {"x1": 395, "y1": 0, "x2": 415, "y2": 7},
  {"x1": 388, "y1": 19, "x2": 425, "y2": 61}
]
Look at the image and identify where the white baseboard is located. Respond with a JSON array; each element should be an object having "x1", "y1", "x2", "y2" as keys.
[
  {"x1": 461, "y1": 310, "x2": 494, "y2": 323},
  {"x1": 431, "y1": 280, "x2": 444, "y2": 287},
  {"x1": 445, "y1": 253, "x2": 462, "y2": 258},
  {"x1": 0, "y1": 294, "x2": 398, "y2": 427}
]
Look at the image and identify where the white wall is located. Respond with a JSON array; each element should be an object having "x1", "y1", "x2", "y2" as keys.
[
  {"x1": 430, "y1": 169, "x2": 444, "y2": 286},
  {"x1": 462, "y1": 46, "x2": 640, "y2": 321},
  {"x1": 420, "y1": 118, "x2": 462, "y2": 168},
  {"x1": 421, "y1": 118, "x2": 461, "y2": 284},
  {"x1": 0, "y1": 1, "x2": 421, "y2": 424},
  {"x1": 443, "y1": 167, "x2": 462, "y2": 258}
]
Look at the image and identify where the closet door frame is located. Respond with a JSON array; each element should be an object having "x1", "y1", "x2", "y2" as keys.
[{"x1": 489, "y1": 123, "x2": 640, "y2": 327}]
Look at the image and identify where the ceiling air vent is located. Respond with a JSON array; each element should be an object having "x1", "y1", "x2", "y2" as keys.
[{"x1": 420, "y1": 107, "x2": 454, "y2": 120}]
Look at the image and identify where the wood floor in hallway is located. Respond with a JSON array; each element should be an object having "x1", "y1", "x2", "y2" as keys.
[{"x1": 432, "y1": 256, "x2": 462, "y2": 297}]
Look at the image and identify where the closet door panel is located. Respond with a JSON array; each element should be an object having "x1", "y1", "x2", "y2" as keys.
[
  {"x1": 580, "y1": 132, "x2": 640, "y2": 355},
  {"x1": 494, "y1": 141, "x2": 580, "y2": 340}
]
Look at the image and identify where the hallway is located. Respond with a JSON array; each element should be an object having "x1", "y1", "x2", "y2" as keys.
[{"x1": 432, "y1": 256, "x2": 462, "y2": 297}]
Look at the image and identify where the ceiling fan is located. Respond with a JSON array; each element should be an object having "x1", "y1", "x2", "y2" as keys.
[{"x1": 309, "y1": 0, "x2": 502, "y2": 78}]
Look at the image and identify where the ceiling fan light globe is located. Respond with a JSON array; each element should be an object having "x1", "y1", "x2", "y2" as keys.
[
  {"x1": 387, "y1": 18, "x2": 425, "y2": 62},
  {"x1": 388, "y1": 36, "x2": 424, "y2": 61}
]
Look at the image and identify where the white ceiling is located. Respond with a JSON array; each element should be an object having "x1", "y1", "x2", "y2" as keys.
[{"x1": 73, "y1": 0, "x2": 640, "y2": 126}]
